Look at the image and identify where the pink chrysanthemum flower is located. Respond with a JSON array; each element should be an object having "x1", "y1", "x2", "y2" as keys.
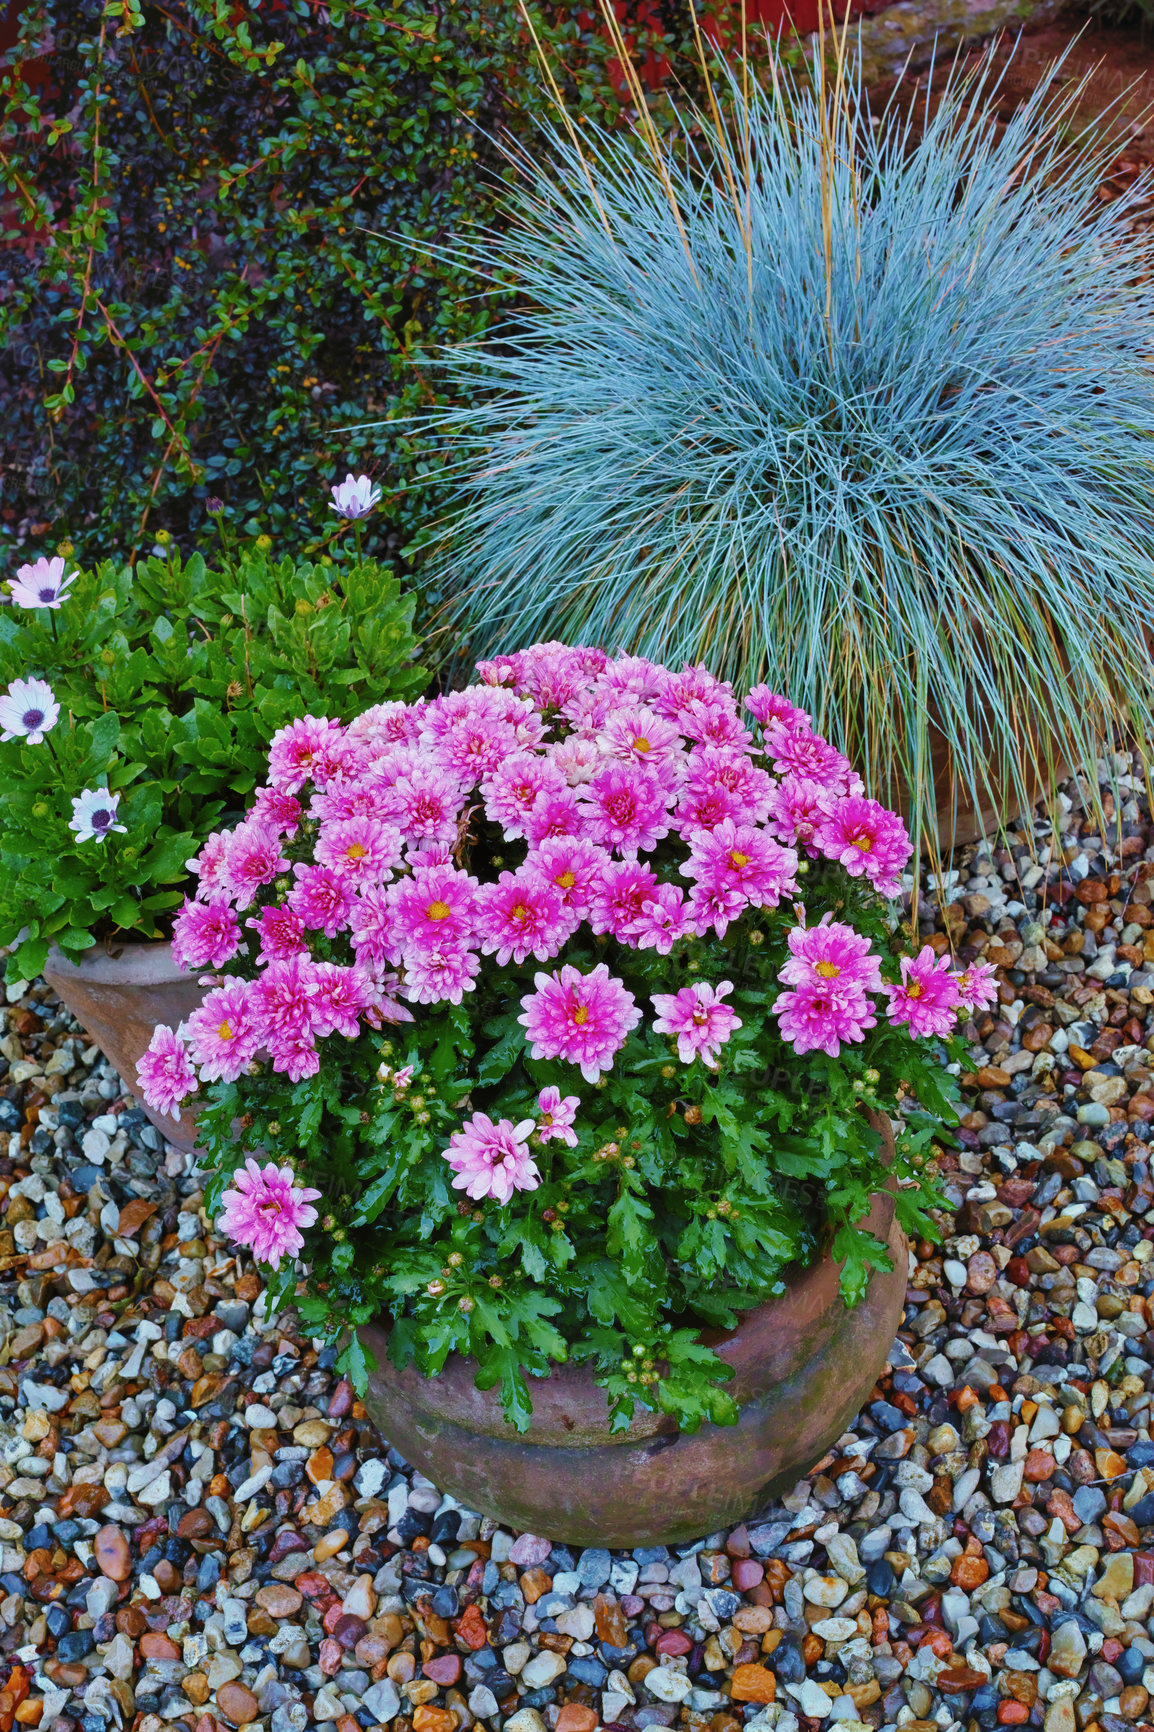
[
  {"x1": 348, "y1": 887, "x2": 393, "y2": 972},
  {"x1": 388, "y1": 863, "x2": 479, "y2": 958},
  {"x1": 674, "y1": 780, "x2": 744, "y2": 836},
  {"x1": 250, "y1": 786, "x2": 303, "y2": 838},
  {"x1": 654, "y1": 663, "x2": 735, "y2": 725},
  {"x1": 559, "y1": 687, "x2": 615, "y2": 735},
  {"x1": 679, "y1": 697, "x2": 751, "y2": 753},
  {"x1": 579, "y1": 763, "x2": 672, "y2": 857},
  {"x1": 779, "y1": 916, "x2": 883, "y2": 996},
  {"x1": 346, "y1": 699, "x2": 425, "y2": 753},
  {"x1": 380, "y1": 767, "x2": 464, "y2": 848},
  {"x1": 744, "y1": 687, "x2": 811, "y2": 731},
  {"x1": 518, "y1": 963, "x2": 641, "y2": 1083},
  {"x1": 224, "y1": 821, "x2": 288, "y2": 910},
  {"x1": 774, "y1": 981, "x2": 878, "y2": 1057},
  {"x1": 681, "y1": 819, "x2": 799, "y2": 935},
  {"x1": 310, "y1": 781, "x2": 390, "y2": 825},
  {"x1": 525, "y1": 836, "x2": 609, "y2": 916},
  {"x1": 634, "y1": 882, "x2": 693, "y2": 954},
  {"x1": 403, "y1": 940, "x2": 481, "y2": 1005},
  {"x1": 684, "y1": 746, "x2": 773, "y2": 823},
  {"x1": 444, "y1": 1112, "x2": 541, "y2": 1204},
  {"x1": 171, "y1": 896, "x2": 242, "y2": 972},
  {"x1": 598, "y1": 654, "x2": 667, "y2": 703},
  {"x1": 885, "y1": 945, "x2": 962, "y2": 1038},
  {"x1": 954, "y1": 960, "x2": 999, "y2": 1012},
  {"x1": 482, "y1": 752, "x2": 567, "y2": 839},
  {"x1": 652, "y1": 980, "x2": 742, "y2": 1067},
  {"x1": 186, "y1": 983, "x2": 262, "y2": 1083},
  {"x1": 475, "y1": 651, "x2": 525, "y2": 687},
  {"x1": 428, "y1": 717, "x2": 520, "y2": 785},
  {"x1": 765, "y1": 723, "x2": 861, "y2": 795},
  {"x1": 267, "y1": 715, "x2": 348, "y2": 793},
  {"x1": 267, "y1": 1028, "x2": 321, "y2": 1082},
  {"x1": 218, "y1": 1158, "x2": 321, "y2": 1268},
  {"x1": 600, "y1": 706, "x2": 685, "y2": 779},
  {"x1": 288, "y1": 863, "x2": 355, "y2": 938},
  {"x1": 765, "y1": 774, "x2": 832, "y2": 854},
  {"x1": 588, "y1": 860, "x2": 660, "y2": 942},
  {"x1": 516, "y1": 642, "x2": 589, "y2": 711},
  {"x1": 817, "y1": 795, "x2": 912, "y2": 897},
  {"x1": 314, "y1": 815, "x2": 400, "y2": 887},
  {"x1": 310, "y1": 963, "x2": 372, "y2": 1039},
  {"x1": 137, "y1": 1026, "x2": 198, "y2": 1120},
  {"x1": 246, "y1": 903, "x2": 307, "y2": 966},
  {"x1": 476, "y1": 871, "x2": 574, "y2": 966},
  {"x1": 189, "y1": 830, "x2": 231, "y2": 899},
  {"x1": 252, "y1": 954, "x2": 319, "y2": 1043},
  {"x1": 535, "y1": 1086, "x2": 580, "y2": 1147},
  {"x1": 549, "y1": 735, "x2": 604, "y2": 785},
  {"x1": 523, "y1": 790, "x2": 585, "y2": 845}
]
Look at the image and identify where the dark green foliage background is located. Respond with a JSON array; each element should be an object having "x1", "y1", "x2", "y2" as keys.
[{"x1": 0, "y1": 0, "x2": 720, "y2": 581}]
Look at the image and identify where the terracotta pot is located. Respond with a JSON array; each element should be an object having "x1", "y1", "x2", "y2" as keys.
[
  {"x1": 894, "y1": 719, "x2": 1068, "y2": 854},
  {"x1": 42, "y1": 941, "x2": 205, "y2": 1153},
  {"x1": 361, "y1": 1118, "x2": 907, "y2": 1547}
]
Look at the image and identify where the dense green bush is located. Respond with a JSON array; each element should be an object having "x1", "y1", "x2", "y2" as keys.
[
  {"x1": 0, "y1": 540, "x2": 423, "y2": 978},
  {"x1": 0, "y1": 0, "x2": 726, "y2": 581}
]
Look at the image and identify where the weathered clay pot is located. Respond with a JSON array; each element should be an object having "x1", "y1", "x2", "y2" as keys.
[
  {"x1": 42, "y1": 941, "x2": 205, "y2": 1153},
  {"x1": 361, "y1": 1123, "x2": 907, "y2": 1546},
  {"x1": 894, "y1": 717, "x2": 1068, "y2": 854}
]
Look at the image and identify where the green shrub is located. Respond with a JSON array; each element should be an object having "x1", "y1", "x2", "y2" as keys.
[
  {"x1": 0, "y1": 0, "x2": 724, "y2": 580},
  {"x1": 0, "y1": 541, "x2": 424, "y2": 978}
]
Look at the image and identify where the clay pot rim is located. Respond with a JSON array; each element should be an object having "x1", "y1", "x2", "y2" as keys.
[{"x1": 45, "y1": 937, "x2": 190, "y2": 990}]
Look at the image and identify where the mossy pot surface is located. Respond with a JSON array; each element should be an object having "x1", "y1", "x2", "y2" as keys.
[
  {"x1": 43, "y1": 940, "x2": 204, "y2": 1152},
  {"x1": 361, "y1": 1116, "x2": 907, "y2": 1547}
]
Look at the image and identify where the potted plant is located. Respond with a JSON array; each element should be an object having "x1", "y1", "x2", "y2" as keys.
[
  {"x1": 139, "y1": 642, "x2": 984, "y2": 1544},
  {"x1": 0, "y1": 480, "x2": 425, "y2": 1147},
  {"x1": 428, "y1": 45, "x2": 1154, "y2": 854}
]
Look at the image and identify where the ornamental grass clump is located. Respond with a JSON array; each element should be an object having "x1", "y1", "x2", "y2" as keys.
[
  {"x1": 143, "y1": 644, "x2": 980, "y2": 1431},
  {"x1": 431, "y1": 45, "x2": 1154, "y2": 848}
]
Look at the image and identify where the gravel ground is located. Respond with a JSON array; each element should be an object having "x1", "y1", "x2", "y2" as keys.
[{"x1": 3, "y1": 751, "x2": 1154, "y2": 1732}]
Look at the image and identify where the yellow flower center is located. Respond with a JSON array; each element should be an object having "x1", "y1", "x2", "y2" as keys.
[
  {"x1": 572, "y1": 1005, "x2": 589, "y2": 1026},
  {"x1": 852, "y1": 833, "x2": 873, "y2": 852},
  {"x1": 906, "y1": 982, "x2": 923, "y2": 999},
  {"x1": 427, "y1": 899, "x2": 451, "y2": 921},
  {"x1": 217, "y1": 1020, "x2": 233, "y2": 1041},
  {"x1": 346, "y1": 842, "x2": 368, "y2": 861},
  {"x1": 815, "y1": 961, "x2": 840, "y2": 979},
  {"x1": 632, "y1": 736, "x2": 651, "y2": 753},
  {"x1": 729, "y1": 850, "x2": 751, "y2": 869},
  {"x1": 512, "y1": 903, "x2": 529, "y2": 922},
  {"x1": 557, "y1": 869, "x2": 576, "y2": 890}
]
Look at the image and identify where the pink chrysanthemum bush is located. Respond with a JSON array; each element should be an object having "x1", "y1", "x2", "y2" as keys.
[{"x1": 142, "y1": 645, "x2": 983, "y2": 1431}]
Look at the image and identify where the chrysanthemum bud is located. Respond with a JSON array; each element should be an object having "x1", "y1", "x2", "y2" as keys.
[{"x1": 426, "y1": 1279, "x2": 446, "y2": 1297}]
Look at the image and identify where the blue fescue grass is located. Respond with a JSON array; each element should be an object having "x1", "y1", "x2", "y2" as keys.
[{"x1": 425, "y1": 41, "x2": 1154, "y2": 848}]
